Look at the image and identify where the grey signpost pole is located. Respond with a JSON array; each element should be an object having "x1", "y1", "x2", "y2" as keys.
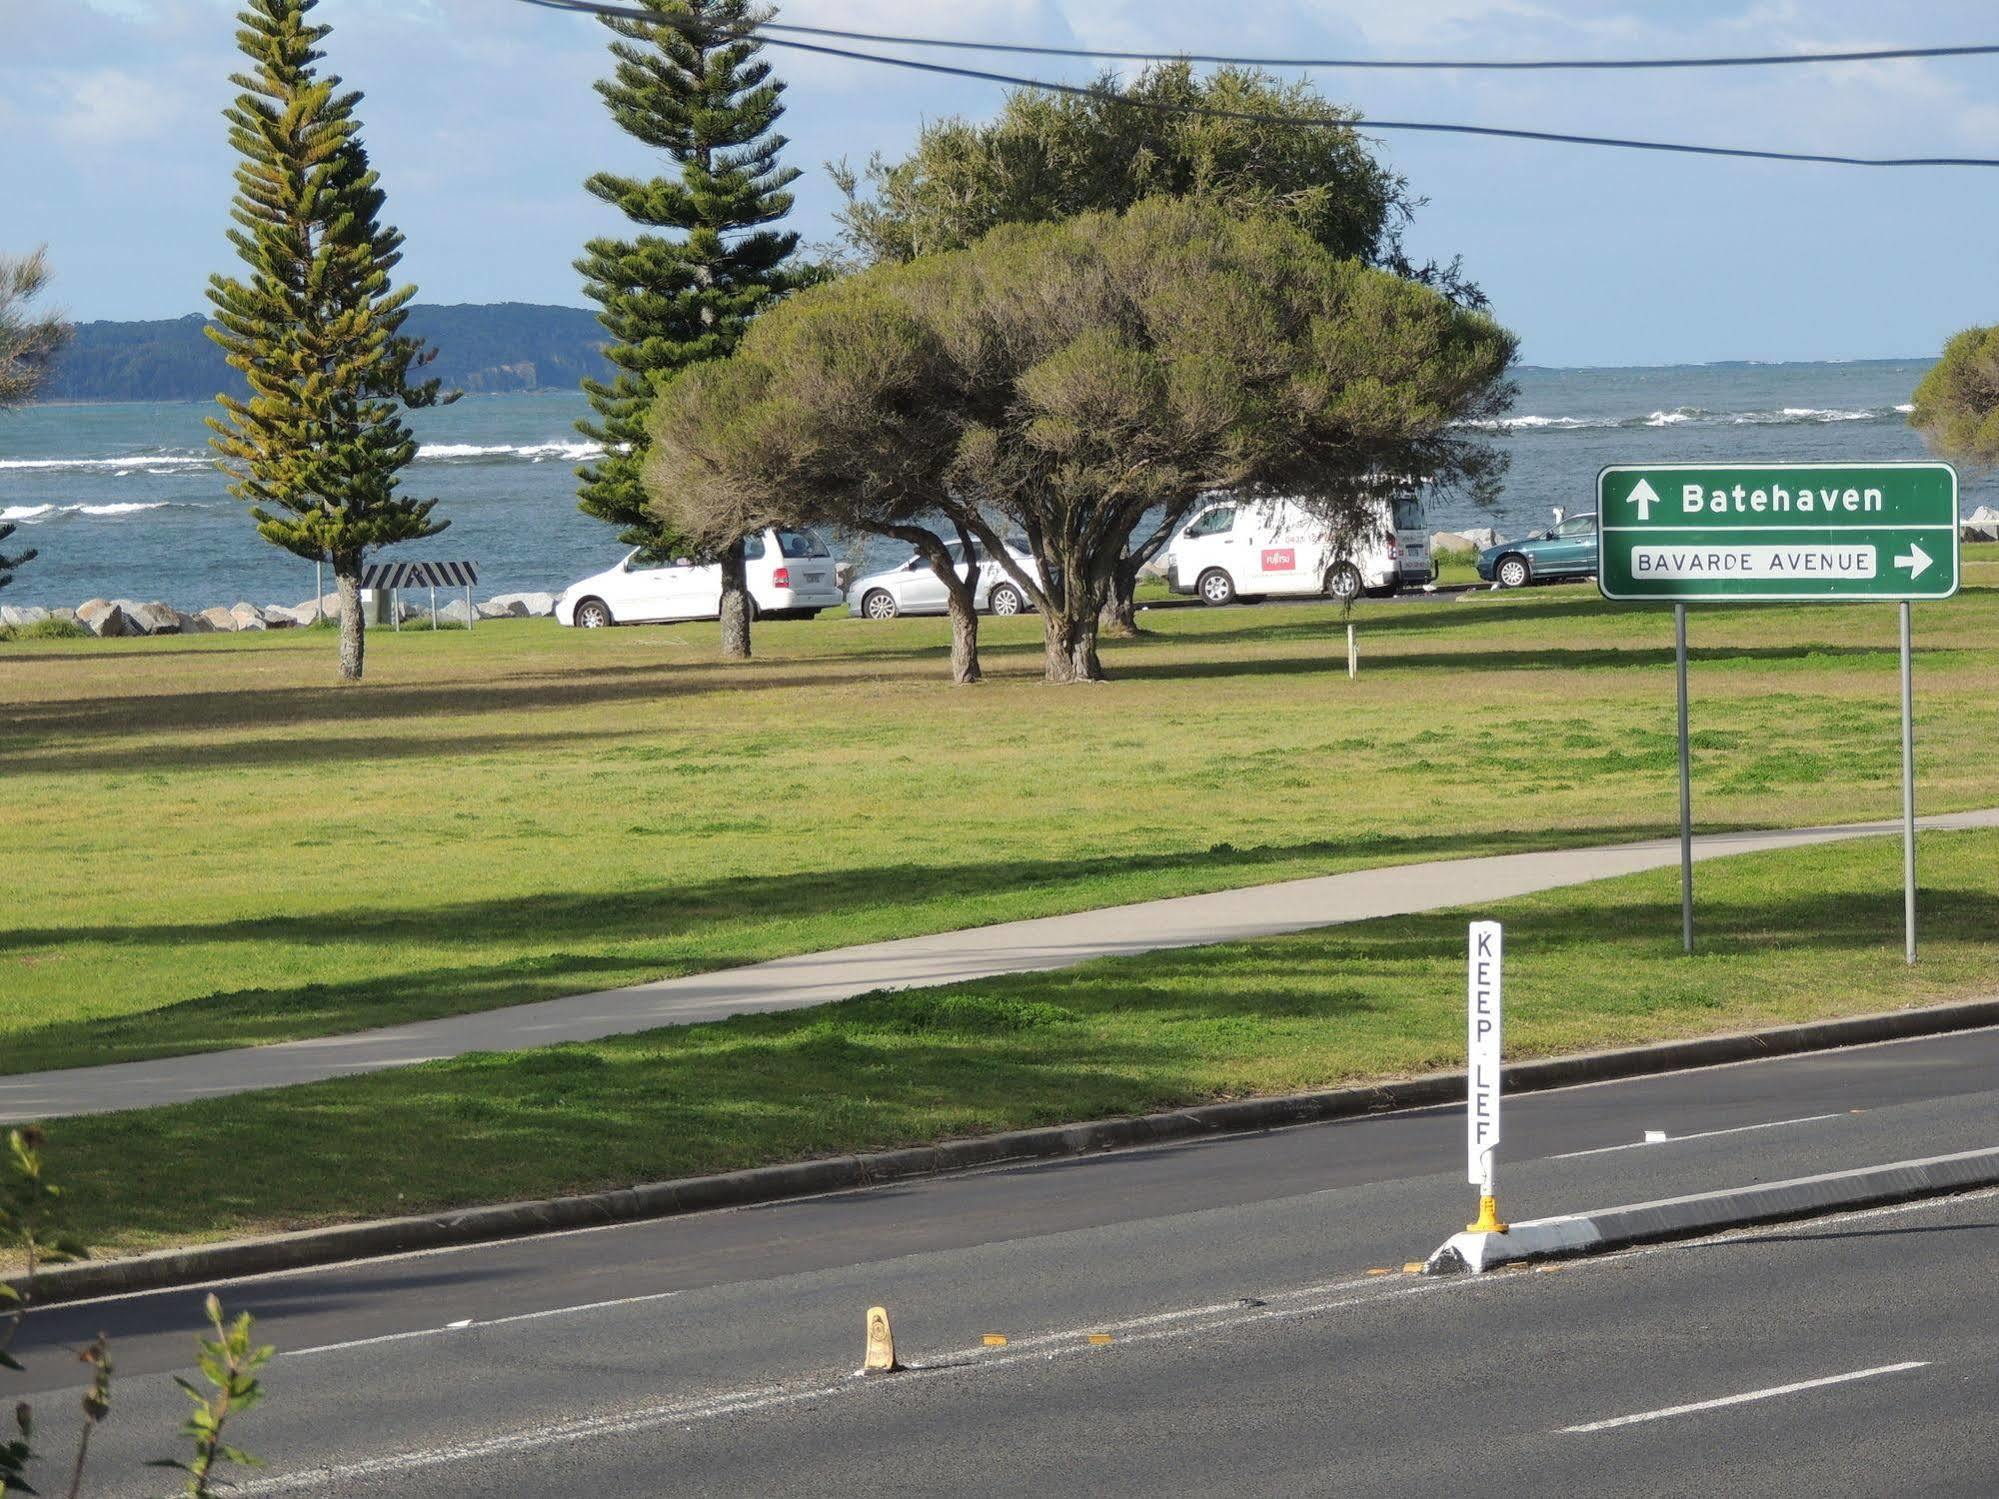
[
  {"x1": 1675, "y1": 604, "x2": 1694, "y2": 954},
  {"x1": 1901, "y1": 600, "x2": 1917, "y2": 965}
]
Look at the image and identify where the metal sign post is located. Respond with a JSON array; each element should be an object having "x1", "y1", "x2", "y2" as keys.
[
  {"x1": 1597, "y1": 463, "x2": 1957, "y2": 959},
  {"x1": 1675, "y1": 604, "x2": 1694, "y2": 954},
  {"x1": 1901, "y1": 601, "x2": 1917, "y2": 964},
  {"x1": 1466, "y1": 921, "x2": 1505, "y2": 1235}
]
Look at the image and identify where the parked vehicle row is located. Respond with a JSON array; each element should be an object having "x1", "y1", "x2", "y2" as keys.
[{"x1": 555, "y1": 490, "x2": 1534, "y2": 628}]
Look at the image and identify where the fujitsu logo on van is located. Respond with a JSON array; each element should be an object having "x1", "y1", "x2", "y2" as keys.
[{"x1": 1261, "y1": 548, "x2": 1296, "y2": 571}]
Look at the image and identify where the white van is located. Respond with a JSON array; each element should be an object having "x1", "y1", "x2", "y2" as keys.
[
  {"x1": 555, "y1": 527, "x2": 844, "y2": 628},
  {"x1": 1162, "y1": 494, "x2": 1432, "y2": 606}
]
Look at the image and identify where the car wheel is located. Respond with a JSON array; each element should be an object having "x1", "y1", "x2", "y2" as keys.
[
  {"x1": 1325, "y1": 562, "x2": 1364, "y2": 601},
  {"x1": 1496, "y1": 555, "x2": 1532, "y2": 589},
  {"x1": 574, "y1": 597, "x2": 613, "y2": 629},
  {"x1": 862, "y1": 589, "x2": 899, "y2": 621},
  {"x1": 989, "y1": 584, "x2": 1024, "y2": 617},
  {"x1": 1197, "y1": 569, "x2": 1236, "y2": 607}
]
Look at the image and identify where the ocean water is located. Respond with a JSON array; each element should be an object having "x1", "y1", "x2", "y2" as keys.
[{"x1": 1, "y1": 359, "x2": 1988, "y2": 612}]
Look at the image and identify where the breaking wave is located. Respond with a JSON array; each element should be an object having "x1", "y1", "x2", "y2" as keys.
[
  {"x1": 2, "y1": 501, "x2": 192, "y2": 524},
  {"x1": 0, "y1": 438, "x2": 608, "y2": 475},
  {"x1": 1463, "y1": 404, "x2": 1916, "y2": 434}
]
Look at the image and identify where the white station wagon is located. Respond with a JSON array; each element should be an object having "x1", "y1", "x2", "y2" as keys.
[{"x1": 556, "y1": 528, "x2": 844, "y2": 628}]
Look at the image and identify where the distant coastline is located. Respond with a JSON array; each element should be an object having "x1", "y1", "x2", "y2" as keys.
[{"x1": 37, "y1": 302, "x2": 614, "y2": 404}]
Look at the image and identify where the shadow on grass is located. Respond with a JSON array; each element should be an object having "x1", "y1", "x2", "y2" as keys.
[
  {"x1": 37, "y1": 868, "x2": 1999, "y2": 1254},
  {"x1": 1110, "y1": 642, "x2": 1898, "y2": 683},
  {"x1": 0, "y1": 822, "x2": 1705, "y2": 1071},
  {"x1": 6, "y1": 821, "x2": 1970, "y2": 1079}
]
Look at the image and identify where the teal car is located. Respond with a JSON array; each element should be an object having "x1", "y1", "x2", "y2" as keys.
[{"x1": 1476, "y1": 512, "x2": 1598, "y2": 588}]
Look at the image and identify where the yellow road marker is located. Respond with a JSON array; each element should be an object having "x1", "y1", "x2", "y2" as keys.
[
  {"x1": 1402, "y1": 1262, "x2": 1426, "y2": 1274},
  {"x1": 1087, "y1": 1334, "x2": 1114, "y2": 1346},
  {"x1": 982, "y1": 1334, "x2": 1008, "y2": 1347},
  {"x1": 863, "y1": 1305, "x2": 901, "y2": 1374},
  {"x1": 1365, "y1": 1267, "x2": 1393, "y2": 1276}
]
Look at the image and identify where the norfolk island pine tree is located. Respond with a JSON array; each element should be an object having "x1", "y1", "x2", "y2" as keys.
[
  {"x1": 1, "y1": 248, "x2": 70, "y2": 590},
  {"x1": 574, "y1": 0, "x2": 813, "y2": 660},
  {"x1": 206, "y1": 0, "x2": 454, "y2": 683}
]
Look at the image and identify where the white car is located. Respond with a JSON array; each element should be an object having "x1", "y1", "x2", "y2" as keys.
[
  {"x1": 847, "y1": 536, "x2": 1041, "y2": 621},
  {"x1": 1162, "y1": 494, "x2": 1433, "y2": 606},
  {"x1": 556, "y1": 528, "x2": 844, "y2": 628}
]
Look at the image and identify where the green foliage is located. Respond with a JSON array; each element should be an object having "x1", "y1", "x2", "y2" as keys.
[
  {"x1": 653, "y1": 199, "x2": 1515, "y2": 680},
  {"x1": 575, "y1": 0, "x2": 811, "y2": 550},
  {"x1": 0, "y1": 618, "x2": 87, "y2": 642},
  {"x1": 149, "y1": 1295, "x2": 272, "y2": 1498},
  {"x1": 0, "y1": 250, "x2": 69, "y2": 411},
  {"x1": 1910, "y1": 324, "x2": 1999, "y2": 468},
  {"x1": 0, "y1": 1128, "x2": 91, "y2": 1497},
  {"x1": 834, "y1": 62, "x2": 1419, "y2": 279},
  {"x1": 205, "y1": 0, "x2": 454, "y2": 679}
]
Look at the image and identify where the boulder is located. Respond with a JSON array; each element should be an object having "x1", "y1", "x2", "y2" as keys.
[
  {"x1": 475, "y1": 600, "x2": 516, "y2": 620},
  {"x1": 49, "y1": 607, "x2": 76, "y2": 624},
  {"x1": 1430, "y1": 531, "x2": 1479, "y2": 554},
  {"x1": 488, "y1": 590, "x2": 556, "y2": 618},
  {"x1": 228, "y1": 602, "x2": 269, "y2": 632},
  {"x1": 0, "y1": 605, "x2": 49, "y2": 628},
  {"x1": 196, "y1": 606, "x2": 239, "y2": 632},
  {"x1": 123, "y1": 601, "x2": 183, "y2": 635},
  {"x1": 290, "y1": 593, "x2": 341, "y2": 622},
  {"x1": 77, "y1": 599, "x2": 134, "y2": 637},
  {"x1": 439, "y1": 598, "x2": 476, "y2": 626},
  {"x1": 1969, "y1": 505, "x2": 1999, "y2": 524},
  {"x1": 260, "y1": 604, "x2": 297, "y2": 629}
]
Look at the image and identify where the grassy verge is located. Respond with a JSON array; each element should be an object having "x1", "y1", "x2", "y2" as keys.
[
  {"x1": 37, "y1": 829, "x2": 1999, "y2": 1259},
  {"x1": 4, "y1": 544, "x2": 1997, "y2": 1076}
]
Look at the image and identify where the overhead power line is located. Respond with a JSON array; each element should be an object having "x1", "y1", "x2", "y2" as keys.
[
  {"x1": 515, "y1": 0, "x2": 1999, "y2": 169},
  {"x1": 547, "y1": 4, "x2": 1999, "y2": 74}
]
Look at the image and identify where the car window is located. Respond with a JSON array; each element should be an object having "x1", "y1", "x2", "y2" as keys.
[
  {"x1": 776, "y1": 529, "x2": 829, "y2": 559},
  {"x1": 1188, "y1": 507, "x2": 1235, "y2": 538},
  {"x1": 629, "y1": 545, "x2": 679, "y2": 570},
  {"x1": 742, "y1": 533, "x2": 767, "y2": 561},
  {"x1": 1006, "y1": 537, "x2": 1031, "y2": 555},
  {"x1": 1391, "y1": 497, "x2": 1425, "y2": 531},
  {"x1": 1557, "y1": 515, "x2": 1596, "y2": 538}
]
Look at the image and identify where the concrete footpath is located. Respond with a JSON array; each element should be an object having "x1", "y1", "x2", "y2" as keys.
[{"x1": 3, "y1": 808, "x2": 1995, "y2": 1123}]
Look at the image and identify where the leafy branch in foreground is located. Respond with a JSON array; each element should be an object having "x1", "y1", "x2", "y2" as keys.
[
  {"x1": 0, "y1": 1127, "x2": 92, "y2": 1496},
  {"x1": 149, "y1": 1295, "x2": 273, "y2": 1499}
]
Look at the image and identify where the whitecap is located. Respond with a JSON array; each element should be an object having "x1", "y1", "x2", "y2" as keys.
[
  {"x1": 0, "y1": 504, "x2": 54, "y2": 523},
  {"x1": 75, "y1": 502, "x2": 170, "y2": 517}
]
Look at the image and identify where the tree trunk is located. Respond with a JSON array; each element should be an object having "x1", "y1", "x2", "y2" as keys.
[
  {"x1": 1042, "y1": 604, "x2": 1105, "y2": 683},
  {"x1": 718, "y1": 537, "x2": 751, "y2": 660},
  {"x1": 947, "y1": 586, "x2": 982, "y2": 685},
  {"x1": 1099, "y1": 561, "x2": 1142, "y2": 638},
  {"x1": 334, "y1": 557, "x2": 365, "y2": 682}
]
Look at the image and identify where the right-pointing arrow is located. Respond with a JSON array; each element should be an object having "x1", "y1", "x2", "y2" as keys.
[{"x1": 1893, "y1": 541, "x2": 1932, "y2": 579}]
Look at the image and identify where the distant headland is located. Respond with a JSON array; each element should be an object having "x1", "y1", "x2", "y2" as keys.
[{"x1": 39, "y1": 302, "x2": 614, "y2": 403}]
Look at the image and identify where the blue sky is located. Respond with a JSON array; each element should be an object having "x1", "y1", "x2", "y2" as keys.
[{"x1": 4, "y1": 0, "x2": 1997, "y2": 366}]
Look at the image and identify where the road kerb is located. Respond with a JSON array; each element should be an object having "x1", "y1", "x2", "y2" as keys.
[
  {"x1": 1423, "y1": 1144, "x2": 1999, "y2": 1275},
  {"x1": 13, "y1": 994, "x2": 1999, "y2": 1308}
]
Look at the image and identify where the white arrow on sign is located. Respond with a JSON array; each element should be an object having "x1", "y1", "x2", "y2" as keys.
[
  {"x1": 1893, "y1": 541, "x2": 1932, "y2": 579},
  {"x1": 1627, "y1": 478, "x2": 1662, "y2": 521}
]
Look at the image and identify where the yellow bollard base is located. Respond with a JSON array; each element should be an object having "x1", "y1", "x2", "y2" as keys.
[{"x1": 1465, "y1": 1196, "x2": 1509, "y2": 1235}]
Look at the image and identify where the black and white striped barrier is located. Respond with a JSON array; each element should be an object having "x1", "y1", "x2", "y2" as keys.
[{"x1": 360, "y1": 561, "x2": 480, "y2": 631}]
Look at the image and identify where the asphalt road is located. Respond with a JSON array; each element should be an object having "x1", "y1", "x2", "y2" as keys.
[
  {"x1": 7, "y1": 808, "x2": 1996, "y2": 1122},
  {"x1": 9, "y1": 1024, "x2": 1999, "y2": 1495}
]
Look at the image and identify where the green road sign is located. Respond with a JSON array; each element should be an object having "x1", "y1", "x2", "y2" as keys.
[{"x1": 1596, "y1": 462, "x2": 1960, "y2": 602}]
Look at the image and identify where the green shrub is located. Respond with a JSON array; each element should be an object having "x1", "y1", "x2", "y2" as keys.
[{"x1": 0, "y1": 617, "x2": 88, "y2": 642}]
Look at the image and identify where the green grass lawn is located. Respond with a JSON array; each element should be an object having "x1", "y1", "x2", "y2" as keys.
[
  {"x1": 37, "y1": 828, "x2": 1999, "y2": 1258},
  {"x1": 4, "y1": 544, "x2": 1998, "y2": 1078}
]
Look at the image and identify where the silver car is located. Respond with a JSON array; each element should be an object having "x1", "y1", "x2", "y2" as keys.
[{"x1": 847, "y1": 537, "x2": 1041, "y2": 620}]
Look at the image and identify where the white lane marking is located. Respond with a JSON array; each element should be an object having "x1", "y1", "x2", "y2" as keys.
[
  {"x1": 1560, "y1": 1361, "x2": 1930, "y2": 1434},
  {"x1": 284, "y1": 1289, "x2": 682, "y2": 1358},
  {"x1": 1548, "y1": 1112, "x2": 1841, "y2": 1159}
]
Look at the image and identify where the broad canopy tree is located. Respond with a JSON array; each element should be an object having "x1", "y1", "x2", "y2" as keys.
[
  {"x1": 650, "y1": 198, "x2": 1515, "y2": 684},
  {"x1": 832, "y1": 63, "x2": 1476, "y2": 635},
  {"x1": 1910, "y1": 325, "x2": 1999, "y2": 468},
  {"x1": 206, "y1": 0, "x2": 452, "y2": 682},
  {"x1": 1, "y1": 248, "x2": 70, "y2": 589}
]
